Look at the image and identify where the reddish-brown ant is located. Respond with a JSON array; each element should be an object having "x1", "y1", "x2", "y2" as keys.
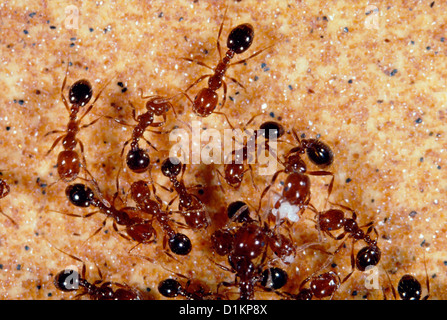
[
  {"x1": 0, "y1": 179, "x2": 18, "y2": 226},
  {"x1": 181, "y1": 6, "x2": 272, "y2": 127},
  {"x1": 45, "y1": 63, "x2": 111, "y2": 182},
  {"x1": 129, "y1": 179, "x2": 192, "y2": 256},
  {"x1": 279, "y1": 271, "x2": 341, "y2": 300},
  {"x1": 384, "y1": 253, "x2": 430, "y2": 300},
  {"x1": 157, "y1": 273, "x2": 224, "y2": 300},
  {"x1": 210, "y1": 202, "x2": 297, "y2": 263},
  {"x1": 216, "y1": 118, "x2": 285, "y2": 190},
  {"x1": 50, "y1": 244, "x2": 146, "y2": 300},
  {"x1": 257, "y1": 130, "x2": 334, "y2": 220},
  {"x1": 64, "y1": 182, "x2": 157, "y2": 250},
  {"x1": 160, "y1": 157, "x2": 210, "y2": 230},
  {"x1": 318, "y1": 203, "x2": 381, "y2": 282},
  {"x1": 108, "y1": 90, "x2": 178, "y2": 174}
]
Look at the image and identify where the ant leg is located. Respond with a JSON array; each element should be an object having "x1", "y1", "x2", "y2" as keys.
[
  {"x1": 216, "y1": 4, "x2": 229, "y2": 60},
  {"x1": 180, "y1": 57, "x2": 213, "y2": 70},
  {"x1": 341, "y1": 238, "x2": 357, "y2": 283},
  {"x1": 80, "y1": 116, "x2": 103, "y2": 130},
  {"x1": 78, "y1": 76, "x2": 114, "y2": 123},
  {"x1": 213, "y1": 111, "x2": 235, "y2": 130},
  {"x1": 184, "y1": 74, "x2": 212, "y2": 93},
  {"x1": 0, "y1": 207, "x2": 18, "y2": 227},
  {"x1": 214, "y1": 168, "x2": 226, "y2": 193},
  {"x1": 45, "y1": 134, "x2": 65, "y2": 156},
  {"x1": 257, "y1": 169, "x2": 284, "y2": 213},
  {"x1": 60, "y1": 62, "x2": 70, "y2": 112},
  {"x1": 307, "y1": 170, "x2": 334, "y2": 205},
  {"x1": 247, "y1": 164, "x2": 259, "y2": 192},
  {"x1": 44, "y1": 129, "x2": 65, "y2": 138},
  {"x1": 82, "y1": 218, "x2": 109, "y2": 245},
  {"x1": 142, "y1": 136, "x2": 159, "y2": 152},
  {"x1": 217, "y1": 80, "x2": 228, "y2": 112},
  {"x1": 229, "y1": 44, "x2": 275, "y2": 66}
]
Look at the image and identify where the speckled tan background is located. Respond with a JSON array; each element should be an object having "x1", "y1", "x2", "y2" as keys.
[{"x1": 0, "y1": 0, "x2": 445, "y2": 300}]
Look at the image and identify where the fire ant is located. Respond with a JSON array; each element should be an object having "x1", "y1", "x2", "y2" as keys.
[
  {"x1": 108, "y1": 90, "x2": 178, "y2": 174},
  {"x1": 129, "y1": 179, "x2": 192, "y2": 256},
  {"x1": 45, "y1": 63, "x2": 111, "y2": 182},
  {"x1": 0, "y1": 179, "x2": 18, "y2": 226},
  {"x1": 216, "y1": 118, "x2": 285, "y2": 190},
  {"x1": 215, "y1": 254, "x2": 289, "y2": 299},
  {"x1": 210, "y1": 201, "x2": 297, "y2": 263},
  {"x1": 384, "y1": 253, "x2": 430, "y2": 300},
  {"x1": 257, "y1": 129, "x2": 334, "y2": 220},
  {"x1": 279, "y1": 271, "x2": 341, "y2": 300},
  {"x1": 157, "y1": 273, "x2": 223, "y2": 300},
  {"x1": 181, "y1": 6, "x2": 272, "y2": 127},
  {"x1": 160, "y1": 157, "x2": 210, "y2": 230},
  {"x1": 51, "y1": 244, "x2": 146, "y2": 300},
  {"x1": 318, "y1": 203, "x2": 381, "y2": 282},
  {"x1": 64, "y1": 182, "x2": 157, "y2": 250}
]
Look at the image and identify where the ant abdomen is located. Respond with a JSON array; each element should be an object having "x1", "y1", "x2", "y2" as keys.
[
  {"x1": 126, "y1": 148, "x2": 151, "y2": 173},
  {"x1": 57, "y1": 150, "x2": 81, "y2": 182},
  {"x1": 227, "y1": 23, "x2": 254, "y2": 54},
  {"x1": 54, "y1": 269, "x2": 80, "y2": 292},
  {"x1": 68, "y1": 80, "x2": 93, "y2": 107}
]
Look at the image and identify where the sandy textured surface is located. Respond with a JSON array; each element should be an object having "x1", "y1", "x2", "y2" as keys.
[{"x1": 0, "y1": 0, "x2": 445, "y2": 300}]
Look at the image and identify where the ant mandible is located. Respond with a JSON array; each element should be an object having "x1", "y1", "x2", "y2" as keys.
[
  {"x1": 45, "y1": 63, "x2": 111, "y2": 183},
  {"x1": 0, "y1": 179, "x2": 18, "y2": 226},
  {"x1": 181, "y1": 5, "x2": 272, "y2": 126}
]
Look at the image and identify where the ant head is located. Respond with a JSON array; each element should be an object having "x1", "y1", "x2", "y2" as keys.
[
  {"x1": 261, "y1": 267, "x2": 288, "y2": 290},
  {"x1": 130, "y1": 180, "x2": 151, "y2": 205},
  {"x1": 54, "y1": 269, "x2": 80, "y2": 292},
  {"x1": 126, "y1": 148, "x2": 150, "y2": 173},
  {"x1": 259, "y1": 121, "x2": 285, "y2": 140},
  {"x1": 228, "y1": 254, "x2": 255, "y2": 277},
  {"x1": 169, "y1": 233, "x2": 192, "y2": 255},
  {"x1": 65, "y1": 183, "x2": 94, "y2": 207},
  {"x1": 161, "y1": 157, "x2": 182, "y2": 178},
  {"x1": 158, "y1": 279, "x2": 182, "y2": 298},
  {"x1": 398, "y1": 275, "x2": 422, "y2": 300},
  {"x1": 305, "y1": 139, "x2": 334, "y2": 168},
  {"x1": 284, "y1": 153, "x2": 307, "y2": 174},
  {"x1": 69, "y1": 79, "x2": 93, "y2": 107},
  {"x1": 146, "y1": 98, "x2": 171, "y2": 116},
  {"x1": 227, "y1": 23, "x2": 254, "y2": 54},
  {"x1": 211, "y1": 229, "x2": 234, "y2": 256}
]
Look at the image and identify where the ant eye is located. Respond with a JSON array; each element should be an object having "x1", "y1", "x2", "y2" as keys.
[
  {"x1": 227, "y1": 201, "x2": 250, "y2": 223},
  {"x1": 398, "y1": 275, "x2": 422, "y2": 300},
  {"x1": 261, "y1": 267, "x2": 288, "y2": 290},
  {"x1": 69, "y1": 79, "x2": 92, "y2": 107},
  {"x1": 54, "y1": 269, "x2": 80, "y2": 292},
  {"x1": 126, "y1": 148, "x2": 151, "y2": 173},
  {"x1": 306, "y1": 140, "x2": 334, "y2": 167},
  {"x1": 158, "y1": 279, "x2": 181, "y2": 298},
  {"x1": 227, "y1": 23, "x2": 254, "y2": 54},
  {"x1": 169, "y1": 233, "x2": 192, "y2": 255},
  {"x1": 65, "y1": 183, "x2": 93, "y2": 207},
  {"x1": 161, "y1": 157, "x2": 182, "y2": 178},
  {"x1": 259, "y1": 121, "x2": 285, "y2": 140}
]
